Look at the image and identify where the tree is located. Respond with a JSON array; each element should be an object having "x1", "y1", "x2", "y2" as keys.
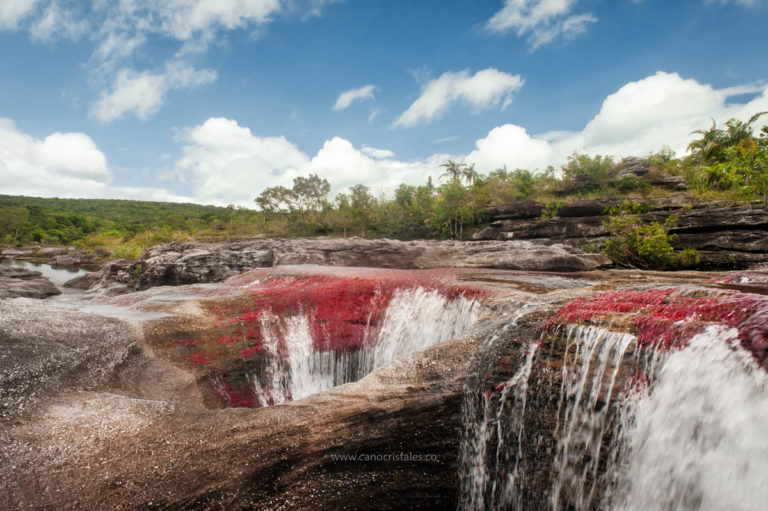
[
  {"x1": 254, "y1": 174, "x2": 330, "y2": 235},
  {"x1": 688, "y1": 112, "x2": 768, "y2": 163},
  {"x1": 349, "y1": 184, "x2": 376, "y2": 237},
  {"x1": 461, "y1": 163, "x2": 479, "y2": 186},
  {"x1": 439, "y1": 160, "x2": 464, "y2": 183}
]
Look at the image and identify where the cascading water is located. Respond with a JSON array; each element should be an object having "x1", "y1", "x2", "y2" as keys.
[
  {"x1": 457, "y1": 286, "x2": 768, "y2": 511},
  {"x1": 550, "y1": 325, "x2": 635, "y2": 510},
  {"x1": 250, "y1": 287, "x2": 481, "y2": 406},
  {"x1": 458, "y1": 341, "x2": 539, "y2": 510},
  {"x1": 609, "y1": 325, "x2": 768, "y2": 511}
]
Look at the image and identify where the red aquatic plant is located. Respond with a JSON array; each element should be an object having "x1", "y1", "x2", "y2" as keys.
[
  {"x1": 549, "y1": 288, "x2": 768, "y2": 367},
  {"x1": 186, "y1": 352, "x2": 213, "y2": 367}
]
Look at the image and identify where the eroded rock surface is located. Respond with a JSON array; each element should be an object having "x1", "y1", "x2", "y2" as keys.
[
  {"x1": 3, "y1": 266, "x2": 764, "y2": 510},
  {"x1": 0, "y1": 266, "x2": 60, "y2": 299},
  {"x1": 474, "y1": 197, "x2": 768, "y2": 268},
  {"x1": 86, "y1": 238, "x2": 610, "y2": 295}
]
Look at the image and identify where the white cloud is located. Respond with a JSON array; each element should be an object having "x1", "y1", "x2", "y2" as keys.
[
  {"x1": 173, "y1": 117, "x2": 447, "y2": 206},
  {"x1": 486, "y1": 0, "x2": 596, "y2": 50},
  {"x1": 170, "y1": 73, "x2": 768, "y2": 206},
  {"x1": 29, "y1": 1, "x2": 87, "y2": 41},
  {"x1": 466, "y1": 124, "x2": 554, "y2": 171},
  {"x1": 463, "y1": 71, "x2": 768, "y2": 173},
  {"x1": 1, "y1": 1, "x2": 335, "y2": 122},
  {"x1": 0, "y1": 117, "x2": 190, "y2": 202},
  {"x1": 333, "y1": 85, "x2": 377, "y2": 111},
  {"x1": 361, "y1": 145, "x2": 395, "y2": 159},
  {"x1": 91, "y1": 62, "x2": 217, "y2": 122},
  {"x1": 0, "y1": 0, "x2": 39, "y2": 29},
  {"x1": 394, "y1": 69, "x2": 524, "y2": 127}
]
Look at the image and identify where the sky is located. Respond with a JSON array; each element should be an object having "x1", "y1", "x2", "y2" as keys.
[{"x1": 0, "y1": 0, "x2": 767, "y2": 207}]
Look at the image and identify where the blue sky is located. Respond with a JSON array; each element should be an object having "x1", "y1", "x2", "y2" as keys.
[{"x1": 1, "y1": 0, "x2": 767, "y2": 206}]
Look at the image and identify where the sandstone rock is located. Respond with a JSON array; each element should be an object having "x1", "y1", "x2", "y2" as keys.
[
  {"x1": 87, "y1": 238, "x2": 611, "y2": 295},
  {"x1": 1, "y1": 245, "x2": 104, "y2": 270},
  {"x1": 63, "y1": 271, "x2": 102, "y2": 290},
  {"x1": 0, "y1": 266, "x2": 61, "y2": 299},
  {"x1": 475, "y1": 198, "x2": 768, "y2": 268},
  {"x1": 0, "y1": 299, "x2": 138, "y2": 420}
]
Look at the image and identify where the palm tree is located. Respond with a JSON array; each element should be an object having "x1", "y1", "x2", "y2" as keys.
[
  {"x1": 462, "y1": 163, "x2": 479, "y2": 186},
  {"x1": 724, "y1": 111, "x2": 768, "y2": 145},
  {"x1": 439, "y1": 160, "x2": 464, "y2": 183},
  {"x1": 688, "y1": 119, "x2": 726, "y2": 162},
  {"x1": 689, "y1": 112, "x2": 768, "y2": 162}
]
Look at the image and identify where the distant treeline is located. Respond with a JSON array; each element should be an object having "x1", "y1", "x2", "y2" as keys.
[{"x1": 1, "y1": 113, "x2": 766, "y2": 261}]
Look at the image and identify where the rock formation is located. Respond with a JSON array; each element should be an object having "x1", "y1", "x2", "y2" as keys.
[
  {"x1": 474, "y1": 196, "x2": 768, "y2": 268},
  {"x1": 0, "y1": 266, "x2": 60, "y2": 299},
  {"x1": 85, "y1": 237, "x2": 611, "y2": 296},
  {"x1": 2, "y1": 259, "x2": 766, "y2": 509}
]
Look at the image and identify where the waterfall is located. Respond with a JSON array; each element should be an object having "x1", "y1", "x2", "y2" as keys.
[
  {"x1": 365, "y1": 287, "x2": 481, "y2": 371},
  {"x1": 458, "y1": 341, "x2": 539, "y2": 510},
  {"x1": 550, "y1": 325, "x2": 635, "y2": 510},
  {"x1": 609, "y1": 326, "x2": 768, "y2": 511},
  {"x1": 250, "y1": 287, "x2": 480, "y2": 406}
]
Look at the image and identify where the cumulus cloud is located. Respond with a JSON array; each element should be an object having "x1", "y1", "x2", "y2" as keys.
[
  {"x1": 169, "y1": 73, "x2": 768, "y2": 206},
  {"x1": 333, "y1": 85, "x2": 376, "y2": 111},
  {"x1": 463, "y1": 71, "x2": 768, "y2": 173},
  {"x1": 173, "y1": 117, "x2": 447, "y2": 206},
  {"x1": 91, "y1": 62, "x2": 217, "y2": 122},
  {"x1": 0, "y1": 117, "x2": 189, "y2": 201},
  {"x1": 394, "y1": 69, "x2": 524, "y2": 127},
  {"x1": 466, "y1": 124, "x2": 554, "y2": 172},
  {"x1": 486, "y1": 0, "x2": 596, "y2": 50}
]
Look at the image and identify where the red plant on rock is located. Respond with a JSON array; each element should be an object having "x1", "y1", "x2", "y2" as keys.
[
  {"x1": 186, "y1": 352, "x2": 213, "y2": 367},
  {"x1": 549, "y1": 288, "x2": 768, "y2": 367}
]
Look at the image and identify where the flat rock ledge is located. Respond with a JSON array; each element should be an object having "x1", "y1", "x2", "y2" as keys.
[
  {"x1": 0, "y1": 266, "x2": 60, "y2": 299},
  {"x1": 89, "y1": 237, "x2": 611, "y2": 296}
]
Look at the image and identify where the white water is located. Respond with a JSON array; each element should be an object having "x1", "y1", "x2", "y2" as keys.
[
  {"x1": 251, "y1": 287, "x2": 481, "y2": 405},
  {"x1": 458, "y1": 341, "x2": 539, "y2": 511},
  {"x1": 610, "y1": 326, "x2": 768, "y2": 511},
  {"x1": 550, "y1": 325, "x2": 635, "y2": 510}
]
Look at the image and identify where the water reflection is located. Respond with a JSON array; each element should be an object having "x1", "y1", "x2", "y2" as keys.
[{"x1": 0, "y1": 259, "x2": 90, "y2": 286}]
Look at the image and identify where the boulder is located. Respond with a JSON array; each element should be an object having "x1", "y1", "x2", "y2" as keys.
[
  {"x1": 0, "y1": 266, "x2": 60, "y2": 299},
  {"x1": 63, "y1": 271, "x2": 103, "y2": 290}
]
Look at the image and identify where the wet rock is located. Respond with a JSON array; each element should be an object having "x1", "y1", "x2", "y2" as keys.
[
  {"x1": 0, "y1": 266, "x2": 60, "y2": 299},
  {"x1": 88, "y1": 238, "x2": 611, "y2": 294},
  {"x1": 1, "y1": 245, "x2": 103, "y2": 270},
  {"x1": 63, "y1": 271, "x2": 102, "y2": 290}
]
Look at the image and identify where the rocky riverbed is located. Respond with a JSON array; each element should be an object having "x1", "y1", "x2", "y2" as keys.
[{"x1": 1, "y1": 239, "x2": 767, "y2": 510}]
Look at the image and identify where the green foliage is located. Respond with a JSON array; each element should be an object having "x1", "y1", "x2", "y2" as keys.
[
  {"x1": 255, "y1": 174, "x2": 331, "y2": 235},
  {"x1": 541, "y1": 201, "x2": 562, "y2": 219},
  {"x1": 603, "y1": 213, "x2": 699, "y2": 270},
  {"x1": 0, "y1": 194, "x2": 263, "y2": 251},
  {"x1": 561, "y1": 152, "x2": 616, "y2": 194},
  {"x1": 2, "y1": 111, "x2": 765, "y2": 266}
]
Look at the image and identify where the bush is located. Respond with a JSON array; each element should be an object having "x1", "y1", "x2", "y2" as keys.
[
  {"x1": 561, "y1": 152, "x2": 616, "y2": 194},
  {"x1": 603, "y1": 213, "x2": 699, "y2": 270}
]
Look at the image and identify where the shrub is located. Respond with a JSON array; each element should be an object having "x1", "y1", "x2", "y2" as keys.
[{"x1": 603, "y1": 213, "x2": 699, "y2": 270}]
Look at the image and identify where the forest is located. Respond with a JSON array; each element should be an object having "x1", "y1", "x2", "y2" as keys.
[{"x1": 1, "y1": 112, "x2": 766, "y2": 262}]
